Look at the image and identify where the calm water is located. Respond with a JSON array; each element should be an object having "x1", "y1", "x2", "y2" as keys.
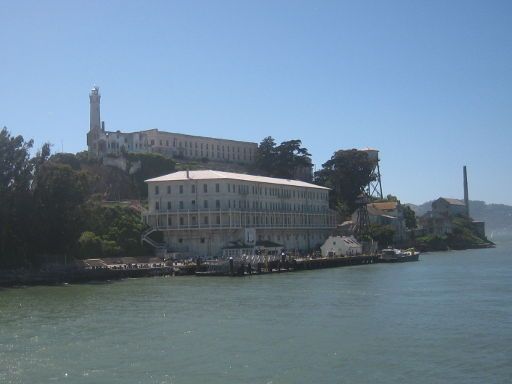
[{"x1": 1, "y1": 237, "x2": 512, "y2": 384}]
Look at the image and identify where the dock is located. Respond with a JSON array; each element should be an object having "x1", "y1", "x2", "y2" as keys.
[{"x1": 195, "y1": 254, "x2": 380, "y2": 277}]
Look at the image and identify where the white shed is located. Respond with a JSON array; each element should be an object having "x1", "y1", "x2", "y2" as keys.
[{"x1": 320, "y1": 236, "x2": 362, "y2": 257}]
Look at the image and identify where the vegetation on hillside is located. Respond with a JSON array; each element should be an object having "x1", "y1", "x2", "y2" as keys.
[
  {"x1": 415, "y1": 214, "x2": 492, "y2": 251},
  {"x1": 124, "y1": 152, "x2": 176, "y2": 198},
  {"x1": 0, "y1": 128, "x2": 154, "y2": 268}
]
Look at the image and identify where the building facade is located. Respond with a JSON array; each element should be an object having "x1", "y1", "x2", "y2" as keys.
[
  {"x1": 86, "y1": 87, "x2": 257, "y2": 163},
  {"x1": 142, "y1": 170, "x2": 336, "y2": 258},
  {"x1": 420, "y1": 197, "x2": 469, "y2": 236},
  {"x1": 320, "y1": 236, "x2": 362, "y2": 257}
]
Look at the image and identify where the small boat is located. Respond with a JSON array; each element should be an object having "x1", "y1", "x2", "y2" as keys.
[{"x1": 379, "y1": 248, "x2": 420, "y2": 263}]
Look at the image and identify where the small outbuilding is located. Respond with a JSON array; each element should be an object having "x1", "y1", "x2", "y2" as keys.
[{"x1": 320, "y1": 236, "x2": 362, "y2": 257}]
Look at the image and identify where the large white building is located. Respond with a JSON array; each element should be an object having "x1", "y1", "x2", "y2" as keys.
[
  {"x1": 142, "y1": 170, "x2": 336, "y2": 258},
  {"x1": 86, "y1": 86, "x2": 257, "y2": 163}
]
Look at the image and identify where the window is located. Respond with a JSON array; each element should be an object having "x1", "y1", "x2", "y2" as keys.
[
  {"x1": 216, "y1": 200, "x2": 220, "y2": 209},
  {"x1": 155, "y1": 185, "x2": 159, "y2": 195},
  {"x1": 200, "y1": 237, "x2": 205, "y2": 243},
  {"x1": 151, "y1": 140, "x2": 155, "y2": 145},
  {"x1": 179, "y1": 185, "x2": 183, "y2": 194},
  {"x1": 167, "y1": 217, "x2": 172, "y2": 225},
  {"x1": 179, "y1": 217, "x2": 184, "y2": 225},
  {"x1": 215, "y1": 183, "x2": 220, "y2": 193},
  {"x1": 228, "y1": 184, "x2": 231, "y2": 192},
  {"x1": 167, "y1": 201, "x2": 172, "y2": 210},
  {"x1": 216, "y1": 215, "x2": 220, "y2": 225},
  {"x1": 203, "y1": 184, "x2": 208, "y2": 193},
  {"x1": 191, "y1": 200, "x2": 196, "y2": 207},
  {"x1": 179, "y1": 201, "x2": 184, "y2": 209},
  {"x1": 191, "y1": 185, "x2": 196, "y2": 193},
  {"x1": 167, "y1": 185, "x2": 171, "y2": 194},
  {"x1": 178, "y1": 238, "x2": 183, "y2": 243},
  {"x1": 204, "y1": 216, "x2": 209, "y2": 225},
  {"x1": 155, "y1": 202, "x2": 160, "y2": 210},
  {"x1": 204, "y1": 200, "x2": 208, "y2": 209}
]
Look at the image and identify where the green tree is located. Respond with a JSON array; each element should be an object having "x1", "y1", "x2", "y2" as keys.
[
  {"x1": 80, "y1": 201, "x2": 149, "y2": 258},
  {"x1": 369, "y1": 224, "x2": 395, "y2": 248},
  {"x1": 0, "y1": 128, "x2": 34, "y2": 266},
  {"x1": 254, "y1": 136, "x2": 277, "y2": 176},
  {"x1": 254, "y1": 137, "x2": 312, "y2": 179},
  {"x1": 77, "y1": 231, "x2": 103, "y2": 258},
  {"x1": 275, "y1": 139, "x2": 312, "y2": 179},
  {"x1": 32, "y1": 162, "x2": 89, "y2": 256},
  {"x1": 314, "y1": 149, "x2": 375, "y2": 212},
  {"x1": 403, "y1": 205, "x2": 417, "y2": 229}
]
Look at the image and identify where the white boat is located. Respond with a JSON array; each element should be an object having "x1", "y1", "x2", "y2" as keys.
[{"x1": 379, "y1": 248, "x2": 420, "y2": 262}]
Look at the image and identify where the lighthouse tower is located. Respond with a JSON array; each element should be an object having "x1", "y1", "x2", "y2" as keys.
[
  {"x1": 90, "y1": 86, "x2": 101, "y2": 132},
  {"x1": 86, "y1": 86, "x2": 105, "y2": 157}
]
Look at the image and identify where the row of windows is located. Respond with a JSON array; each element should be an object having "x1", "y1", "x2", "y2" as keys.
[
  {"x1": 154, "y1": 200, "x2": 327, "y2": 212},
  {"x1": 176, "y1": 148, "x2": 251, "y2": 161},
  {"x1": 154, "y1": 183, "x2": 327, "y2": 200},
  {"x1": 158, "y1": 213, "x2": 329, "y2": 227},
  {"x1": 155, "y1": 183, "x2": 220, "y2": 195},
  {"x1": 104, "y1": 133, "x2": 254, "y2": 154}
]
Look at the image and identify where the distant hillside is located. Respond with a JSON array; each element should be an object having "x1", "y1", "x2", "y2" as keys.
[{"x1": 407, "y1": 200, "x2": 512, "y2": 233}]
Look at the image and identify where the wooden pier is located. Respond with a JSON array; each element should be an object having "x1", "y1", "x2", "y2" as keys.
[{"x1": 195, "y1": 255, "x2": 379, "y2": 277}]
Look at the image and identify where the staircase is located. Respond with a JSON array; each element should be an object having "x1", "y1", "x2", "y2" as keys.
[{"x1": 141, "y1": 228, "x2": 167, "y2": 251}]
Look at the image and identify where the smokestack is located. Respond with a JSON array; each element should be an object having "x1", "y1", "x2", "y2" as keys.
[
  {"x1": 463, "y1": 165, "x2": 469, "y2": 217},
  {"x1": 186, "y1": 169, "x2": 190, "y2": 179}
]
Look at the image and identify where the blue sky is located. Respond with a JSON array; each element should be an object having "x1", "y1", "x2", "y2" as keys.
[{"x1": 1, "y1": 0, "x2": 511, "y2": 205}]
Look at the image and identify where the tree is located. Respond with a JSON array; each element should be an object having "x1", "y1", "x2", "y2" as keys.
[
  {"x1": 403, "y1": 205, "x2": 417, "y2": 229},
  {"x1": 254, "y1": 137, "x2": 312, "y2": 179},
  {"x1": 254, "y1": 136, "x2": 277, "y2": 176},
  {"x1": 369, "y1": 224, "x2": 395, "y2": 247},
  {"x1": 314, "y1": 149, "x2": 375, "y2": 213},
  {"x1": 77, "y1": 231, "x2": 103, "y2": 259},
  {"x1": 32, "y1": 162, "x2": 89, "y2": 256},
  {"x1": 0, "y1": 128, "x2": 34, "y2": 266},
  {"x1": 275, "y1": 139, "x2": 312, "y2": 179}
]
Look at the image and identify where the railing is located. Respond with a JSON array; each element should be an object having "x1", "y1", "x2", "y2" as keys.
[
  {"x1": 142, "y1": 209, "x2": 337, "y2": 231},
  {"x1": 141, "y1": 228, "x2": 166, "y2": 249}
]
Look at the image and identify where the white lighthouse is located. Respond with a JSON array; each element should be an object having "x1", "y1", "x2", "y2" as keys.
[
  {"x1": 89, "y1": 86, "x2": 101, "y2": 132},
  {"x1": 87, "y1": 86, "x2": 106, "y2": 157}
]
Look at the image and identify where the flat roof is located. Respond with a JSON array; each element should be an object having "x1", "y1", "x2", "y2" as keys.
[{"x1": 145, "y1": 170, "x2": 330, "y2": 190}]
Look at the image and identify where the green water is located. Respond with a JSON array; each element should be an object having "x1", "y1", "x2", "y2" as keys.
[{"x1": 1, "y1": 237, "x2": 512, "y2": 383}]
